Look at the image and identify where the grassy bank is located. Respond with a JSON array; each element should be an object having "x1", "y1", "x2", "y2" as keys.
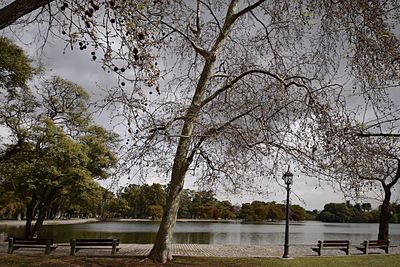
[{"x1": 1, "y1": 254, "x2": 399, "y2": 267}]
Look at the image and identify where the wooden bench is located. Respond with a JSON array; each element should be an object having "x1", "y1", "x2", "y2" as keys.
[
  {"x1": 7, "y1": 237, "x2": 57, "y2": 255},
  {"x1": 70, "y1": 239, "x2": 120, "y2": 255},
  {"x1": 356, "y1": 240, "x2": 390, "y2": 254},
  {"x1": 311, "y1": 240, "x2": 351, "y2": 256}
]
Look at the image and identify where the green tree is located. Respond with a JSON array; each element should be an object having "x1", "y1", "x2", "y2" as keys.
[
  {"x1": 316, "y1": 202, "x2": 370, "y2": 223},
  {"x1": 120, "y1": 183, "x2": 166, "y2": 219},
  {"x1": 215, "y1": 200, "x2": 236, "y2": 220},
  {"x1": 188, "y1": 191, "x2": 216, "y2": 219},
  {"x1": 317, "y1": 211, "x2": 336, "y2": 222},
  {"x1": 0, "y1": 76, "x2": 117, "y2": 238},
  {"x1": 306, "y1": 210, "x2": 319, "y2": 221},
  {"x1": 120, "y1": 184, "x2": 142, "y2": 218},
  {"x1": 177, "y1": 189, "x2": 194, "y2": 219},
  {"x1": 0, "y1": 37, "x2": 35, "y2": 98},
  {"x1": 251, "y1": 201, "x2": 268, "y2": 221},
  {"x1": 148, "y1": 205, "x2": 164, "y2": 220},
  {"x1": 361, "y1": 203, "x2": 372, "y2": 212},
  {"x1": 290, "y1": 205, "x2": 306, "y2": 221},
  {"x1": 266, "y1": 202, "x2": 284, "y2": 222},
  {"x1": 239, "y1": 203, "x2": 255, "y2": 222}
]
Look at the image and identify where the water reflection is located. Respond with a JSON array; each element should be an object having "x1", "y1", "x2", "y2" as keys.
[{"x1": 1, "y1": 221, "x2": 399, "y2": 245}]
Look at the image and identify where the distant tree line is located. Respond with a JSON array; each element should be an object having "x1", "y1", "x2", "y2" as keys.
[
  {"x1": 2, "y1": 180, "x2": 400, "y2": 223},
  {"x1": 317, "y1": 201, "x2": 400, "y2": 223}
]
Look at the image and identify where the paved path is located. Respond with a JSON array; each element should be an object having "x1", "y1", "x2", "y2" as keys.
[{"x1": 1, "y1": 242, "x2": 399, "y2": 257}]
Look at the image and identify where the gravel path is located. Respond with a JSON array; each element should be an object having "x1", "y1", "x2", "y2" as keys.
[{"x1": 1, "y1": 242, "x2": 399, "y2": 257}]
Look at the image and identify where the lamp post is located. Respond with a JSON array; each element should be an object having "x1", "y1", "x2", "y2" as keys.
[{"x1": 282, "y1": 166, "x2": 293, "y2": 259}]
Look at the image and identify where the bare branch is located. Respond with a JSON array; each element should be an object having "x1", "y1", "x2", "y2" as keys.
[
  {"x1": 201, "y1": 69, "x2": 285, "y2": 108},
  {"x1": 233, "y1": 0, "x2": 266, "y2": 19}
]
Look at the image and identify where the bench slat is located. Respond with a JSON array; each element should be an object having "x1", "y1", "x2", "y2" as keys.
[
  {"x1": 70, "y1": 238, "x2": 120, "y2": 256},
  {"x1": 323, "y1": 240, "x2": 350, "y2": 244},
  {"x1": 8, "y1": 237, "x2": 56, "y2": 255},
  {"x1": 356, "y1": 240, "x2": 390, "y2": 255},
  {"x1": 312, "y1": 240, "x2": 350, "y2": 256},
  {"x1": 75, "y1": 241, "x2": 115, "y2": 243},
  {"x1": 75, "y1": 242, "x2": 119, "y2": 246}
]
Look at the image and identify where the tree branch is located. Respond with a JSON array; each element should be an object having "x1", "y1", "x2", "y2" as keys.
[
  {"x1": 388, "y1": 159, "x2": 400, "y2": 188},
  {"x1": 0, "y1": 0, "x2": 54, "y2": 30},
  {"x1": 187, "y1": 105, "x2": 261, "y2": 164},
  {"x1": 233, "y1": 0, "x2": 266, "y2": 19},
  {"x1": 201, "y1": 69, "x2": 285, "y2": 108},
  {"x1": 160, "y1": 20, "x2": 210, "y2": 58},
  {"x1": 357, "y1": 133, "x2": 400, "y2": 137}
]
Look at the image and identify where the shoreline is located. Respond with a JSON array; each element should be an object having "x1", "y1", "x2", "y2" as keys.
[
  {"x1": 0, "y1": 218, "x2": 98, "y2": 226},
  {"x1": 0, "y1": 218, "x2": 245, "y2": 225}
]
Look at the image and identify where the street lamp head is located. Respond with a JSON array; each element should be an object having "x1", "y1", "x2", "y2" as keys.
[{"x1": 282, "y1": 167, "x2": 294, "y2": 185}]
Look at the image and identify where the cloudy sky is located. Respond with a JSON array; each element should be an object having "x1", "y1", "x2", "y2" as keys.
[{"x1": 1, "y1": 14, "x2": 395, "y2": 211}]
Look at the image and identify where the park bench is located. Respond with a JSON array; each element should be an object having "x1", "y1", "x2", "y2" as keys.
[
  {"x1": 70, "y1": 238, "x2": 120, "y2": 255},
  {"x1": 311, "y1": 240, "x2": 351, "y2": 256},
  {"x1": 356, "y1": 240, "x2": 390, "y2": 254},
  {"x1": 7, "y1": 237, "x2": 57, "y2": 255}
]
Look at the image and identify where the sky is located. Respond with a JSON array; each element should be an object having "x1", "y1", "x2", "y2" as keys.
[{"x1": 1, "y1": 10, "x2": 398, "y2": 211}]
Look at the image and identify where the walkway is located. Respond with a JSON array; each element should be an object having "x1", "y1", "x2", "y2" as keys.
[{"x1": 1, "y1": 242, "x2": 399, "y2": 257}]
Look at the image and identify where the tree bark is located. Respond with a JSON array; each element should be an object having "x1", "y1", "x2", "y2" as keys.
[
  {"x1": 378, "y1": 185, "x2": 392, "y2": 240},
  {"x1": 31, "y1": 206, "x2": 47, "y2": 238},
  {"x1": 24, "y1": 198, "x2": 38, "y2": 238},
  {"x1": 0, "y1": 0, "x2": 53, "y2": 30},
  {"x1": 148, "y1": 165, "x2": 187, "y2": 263}
]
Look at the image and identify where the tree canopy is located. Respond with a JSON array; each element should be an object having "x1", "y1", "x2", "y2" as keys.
[
  {"x1": 0, "y1": 36, "x2": 35, "y2": 97},
  {"x1": 0, "y1": 39, "x2": 118, "y2": 237}
]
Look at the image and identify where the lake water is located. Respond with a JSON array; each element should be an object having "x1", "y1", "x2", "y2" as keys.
[{"x1": 1, "y1": 221, "x2": 399, "y2": 245}]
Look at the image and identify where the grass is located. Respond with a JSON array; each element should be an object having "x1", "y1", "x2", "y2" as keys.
[{"x1": 1, "y1": 254, "x2": 399, "y2": 267}]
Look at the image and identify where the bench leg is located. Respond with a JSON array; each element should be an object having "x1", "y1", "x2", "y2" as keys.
[
  {"x1": 70, "y1": 239, "x2": 76, "y2": 256},
  {"x1": 45, "y1": 240, "x2": 52, "y2": 255},
  {"x1": 7, "y1": 237, "x2": 14, "y2": 254},
  {"x1": 111, "y1": 239, "x2": 117, "y2": 256}
]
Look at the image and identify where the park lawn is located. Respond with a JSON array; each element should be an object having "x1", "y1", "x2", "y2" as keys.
[{"x1": 0, "y1": 254, "x2": 399, "y2": 267}]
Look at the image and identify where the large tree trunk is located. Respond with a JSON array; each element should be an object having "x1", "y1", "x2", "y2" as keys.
[
  {"x1": 147, "y1": 53, "x2": 217, "y2": 263},
  {"x1": 378, "y1": 185, "x2": 392, "y2": 240},
  {"x1": 148, "y1": 166, "x2": 187, "y2": 263},
  {"x1": 25, "y1": 187, "x2": 59, "y2": 238}
]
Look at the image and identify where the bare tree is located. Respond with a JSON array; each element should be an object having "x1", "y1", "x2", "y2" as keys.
[
  {"x1": 285, "y1": 0, "x2": 400, "y2": 241},
  {"x1": 105, "y1": 0, "x2": 398, "y2": 262},
  {"x1": 293, "y1": 102, "x2": 400, "y2": 241}
]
